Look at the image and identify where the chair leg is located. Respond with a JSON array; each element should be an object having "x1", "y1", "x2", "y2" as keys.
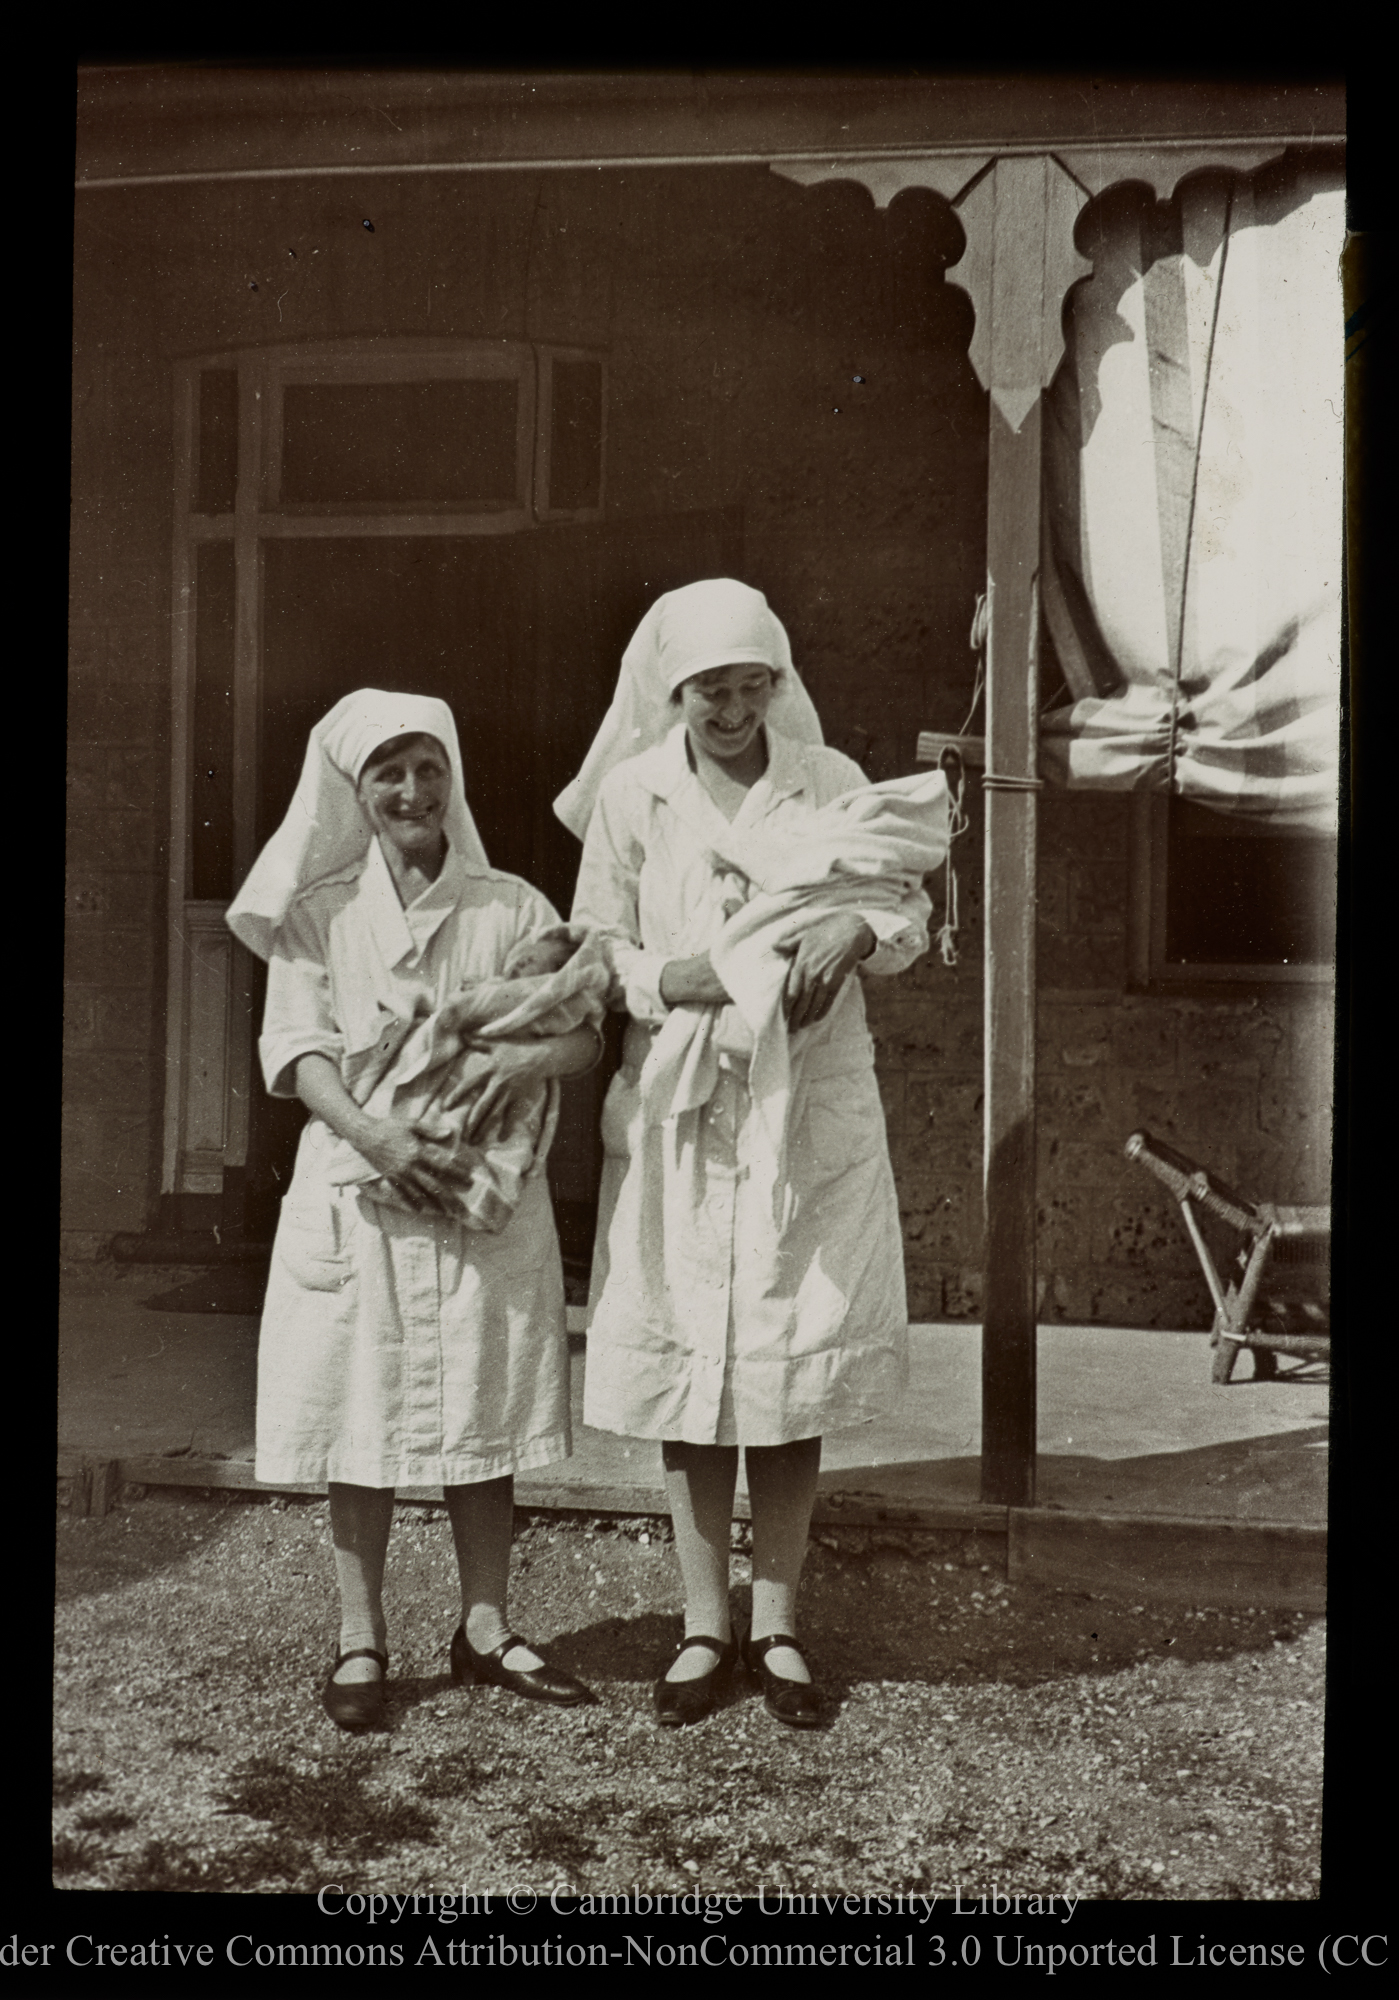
[
  {"x1": 1252, "y1": 1346, "x2": 1278, "y2": 1381},
  {"x1": 1212, "y1": 1336, "x2": 1242, "y2": 1384}
]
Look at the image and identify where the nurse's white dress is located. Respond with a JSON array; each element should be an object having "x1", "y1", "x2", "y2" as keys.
[
  {"x1": 254, "y1": 836, "x2": 571, "y2": 1489},
  {"x1": 572, "y1": 724, "x2": 931, "y2": 1448}
]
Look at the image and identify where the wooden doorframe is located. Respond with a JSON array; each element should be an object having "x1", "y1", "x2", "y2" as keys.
[{"x1": 162, "y1": 336, "x2": 605, "y2": 1211}]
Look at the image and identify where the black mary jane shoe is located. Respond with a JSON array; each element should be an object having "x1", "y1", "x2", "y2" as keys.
[
  {"x1": 654, "y1": 1634, "x2": 738, "y2": 1729},
  {"x1": 742, "y1": 1633, "x2": 824, "y2": 1729},
  {"x1": 450, "y1": 1626, "x2": 595, "y2": 1707},
  {"x1": 321, "y1": 1648, "x2": 389, "y2": 1732}
]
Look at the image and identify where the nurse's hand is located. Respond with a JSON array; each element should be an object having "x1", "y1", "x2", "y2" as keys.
[
  {"x1": 440, "y1": 1025, "x2": 601, "y2": 1138},
  {"x1": 780, "y1": 914, "x2": 876, "y2": 1031},
  {"x1": 294, "y1": 1054, "x2": 464, "y2": 1215},
  {"x1": 451, "y1": 1040, "x2": 553, "y2": 1140},
  {"x1": 356, "y1": 1113, "x2": 465, "y2": 1215}
]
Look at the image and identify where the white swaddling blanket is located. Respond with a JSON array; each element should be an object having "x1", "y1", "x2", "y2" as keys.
[
  {"x1": 637, "y1": 770, "x2": 950, "y2": 1192},
  {"x1": 324, "y1": 934, "x2": 609, "y2": 1230}
]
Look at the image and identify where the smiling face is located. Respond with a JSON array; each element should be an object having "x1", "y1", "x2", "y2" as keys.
[
  {"x1": 677, "y1": 662, "x2": 778, "y2": 765},
  {"x1": 356, "y1": 733, "x2": 452, "y2": 866}
]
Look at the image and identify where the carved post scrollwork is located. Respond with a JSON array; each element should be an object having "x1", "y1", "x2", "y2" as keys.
[{"x1": 946, "y1": 153, "x2": 1095, "y2": 431}]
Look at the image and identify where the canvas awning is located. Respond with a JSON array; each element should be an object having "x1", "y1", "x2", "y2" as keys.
[{"x1": 1039, "y1": 157, "x2": 1345, "y2": 832}]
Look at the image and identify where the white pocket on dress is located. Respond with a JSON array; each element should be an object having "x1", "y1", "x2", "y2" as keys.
[{"x1": 273, "y1": 1184, "x2": 358, "y2": 1292}]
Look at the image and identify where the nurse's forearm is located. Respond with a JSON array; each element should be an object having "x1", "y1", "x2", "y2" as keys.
[
  {"x1": 659, "y1": 953, "x2": 732, "y2": 1007},
  {"x1": 538, "y1": 1023, "x2": 604, "y2": 1081},
  {"x1": 294, "y1": 1052, "x2": 380, "y2": 1152}
]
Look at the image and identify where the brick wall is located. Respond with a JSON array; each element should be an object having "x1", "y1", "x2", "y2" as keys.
[{"x1": 869, "y1": 788, "x2": 1334, "y2": 1326}]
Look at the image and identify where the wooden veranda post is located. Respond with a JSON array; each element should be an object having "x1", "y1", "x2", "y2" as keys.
[
  {"x1": 777, "y1": 131, "x2": 1305, "y2": 1507},
  {"x1": 947, "y1": 157, "x2": 1091, "y2": 1506},
  {"x1": 777, "y1": 145, "x2": 1093, "y2": 1508}
]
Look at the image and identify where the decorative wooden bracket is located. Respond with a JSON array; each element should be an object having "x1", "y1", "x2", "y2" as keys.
[
  {"x1": 773, "y1": 143, "x2": 1292, "y2": 429},
  {"x1": 945, "y1": 154, "x2": 1095, "y2": 432},
  {"x1": 772, "y1": 139, "x2": 1292, "y2": 212},
  {"x1": 1053, "y1": 141, "x2": 1288, "y2": 200},
  {"x1": 772, "y1": 150, "x2": 1093, "y2": 431},
  {"x1": 771, "y1": 153, "x2": 991, "y2": 208}
]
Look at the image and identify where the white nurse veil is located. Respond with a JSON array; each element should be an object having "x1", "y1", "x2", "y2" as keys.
[
  {"x1": 226, "y1": 688, "x2": 492, "y2": 961},
  {"x1": 553, "y1": 578, "x2": 824, "y2": 841}
]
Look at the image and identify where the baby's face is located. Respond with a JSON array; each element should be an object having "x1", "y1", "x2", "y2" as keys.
[{"x1": 505, "y1": 927, "x2": 579, "y2": 978}]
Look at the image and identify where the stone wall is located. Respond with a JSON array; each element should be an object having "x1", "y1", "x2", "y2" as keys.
[{"x1": 65, "y1": 539, "x2": 171, "y2": 1248}]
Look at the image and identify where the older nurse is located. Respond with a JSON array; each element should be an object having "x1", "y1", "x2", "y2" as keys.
[
  {"x1": 557, "y1": 581, "x2": 931, "y2": 1727},
  {"x1": 228, "y1": 690, "x2": 599, "y2": 1730}
]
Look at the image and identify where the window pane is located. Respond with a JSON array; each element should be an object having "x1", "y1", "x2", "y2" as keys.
[
  {"x1": 191, "y1": 541, "x2": 236, "y2": 901},
  {"x1": 1164, "y1": 803, "x2": 1337, "y2": 965},
  {"x1": 279, "y1": 379, "x2": 521, "y2": 506},
  {"x1": 196, "y1": 368, "x2": 239, "y2": 514},
  {"x1": 548, "y1": 359, "x2": 603, "y2": 511}
]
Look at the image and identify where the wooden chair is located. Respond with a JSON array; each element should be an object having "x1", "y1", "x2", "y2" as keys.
[{"x1": 1124, "y1": 1130, "x2": 1330, "y2": 1382}]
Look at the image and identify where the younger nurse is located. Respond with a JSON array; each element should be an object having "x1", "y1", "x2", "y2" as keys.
[{"x1": 558, "y1": 582, "x2": 931, "y2": 1727}]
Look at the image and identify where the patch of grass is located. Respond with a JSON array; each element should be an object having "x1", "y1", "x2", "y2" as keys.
[
  {"x1": 109, "y1": 1839, "x2": 211, "y2": 1891},
  {"x1": 725, "y1": 1837, "x2": 795, "y2": 1893},
  {"x1": 626, "y1": 1804, "x2": 721, "y2": 1872},
  {"x1": 52, "y1": 1835, "x2": 99, "y2": 1877},
  {"x1": 53, "y1": 1770, "x2": 108, "y2": 1806},
  {"x1": 211, "y1": 1837, "x2": 324, "y2": 1892},
  {"x1": 107, "y1": 1832, "x2": 321, "y2": 1888},
  {"x1": 490, "y1": 1794, "x2": 622, "y2": 1877},
  {"x1": 217, "y1": 1755, "x2": 438, "y2": 1862},
  {"x1": 414, "y1": 1749, "x2": 499, "y2": 1800},
  {"x1": 109, "y1": 1833, "x2": 316, "y2": 1894},
  {"x1": 75, "y1": 1809, "x2": 137, "y2": 1835},
  {"x1": 746, "y1": 1764, "x2": 827, "y2": 1803},
  {"x1": 518, "y1": 1810, "x2": 603, "y2": 1873}
]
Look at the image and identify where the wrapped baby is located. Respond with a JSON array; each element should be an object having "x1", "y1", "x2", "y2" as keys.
[{"x1": 325, "y1": 923, "x2": 609, "y2": 1230}]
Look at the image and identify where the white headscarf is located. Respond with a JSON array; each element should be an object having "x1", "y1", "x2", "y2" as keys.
[
  {"x1": 226, "y1": 688, "x2": 491, "y2": 961},
  {"x1": 553, "y1": 578, "x2": 825, "y2": 840}
]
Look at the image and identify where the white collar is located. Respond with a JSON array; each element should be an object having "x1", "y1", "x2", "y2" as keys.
[
  {"x1": 633, "y1": 722, "x2": 811, "y2": 827},
  {"x1": 359, "y1": 834, "x2": 468, "y2": 968}
]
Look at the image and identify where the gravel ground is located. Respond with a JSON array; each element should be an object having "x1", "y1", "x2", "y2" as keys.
[{"x1": 53, "y1": 1489, "x2": 1323, "y2": 1902}]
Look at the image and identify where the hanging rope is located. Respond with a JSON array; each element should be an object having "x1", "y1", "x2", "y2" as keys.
[
  {"x1": 935, "y1": 593, "x2": 988, "y2": 966},
  {"x1": 936, "y1": 748, "x2": 971, "y2": 965},
  {"x1": 1165, "y1": 184, "x2": 1234, "y2": 799},
  {"x1": 964, "y1": 593, "x2": 988, "y2": 730}
]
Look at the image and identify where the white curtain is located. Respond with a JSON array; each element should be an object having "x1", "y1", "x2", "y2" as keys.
[{"x1": 1039, "y1": 160, "x2": 1344, "y2": 832}]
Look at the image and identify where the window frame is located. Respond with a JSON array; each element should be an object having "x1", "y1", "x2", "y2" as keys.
[
  {"x1": 260, "y1": 340, "x2": 535, "y2": 525},
  {"x1": 1127, "y1": 792, "x2": 1336, "y2": 990},
  {"x1": 534, "y1": 344, "x2": 609, "y2": 522}
]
